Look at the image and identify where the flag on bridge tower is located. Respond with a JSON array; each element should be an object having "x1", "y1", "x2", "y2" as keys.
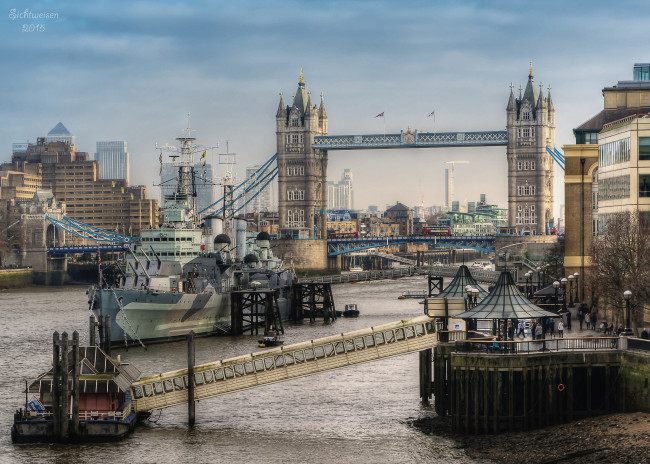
[
  {"x1": 374, "y1": 112, "x2": 384, "y2": 118},
  {"x1": 427, "y1": 110, "x2": 435, "y2": 118}
]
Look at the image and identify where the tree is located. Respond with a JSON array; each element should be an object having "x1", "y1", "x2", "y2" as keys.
[
  {"x1": 587, "y1": 211, "x2": 650, "y2": 329},
  {"x1": 542, "y1": 241, "x2": 565, "y2": 282}
]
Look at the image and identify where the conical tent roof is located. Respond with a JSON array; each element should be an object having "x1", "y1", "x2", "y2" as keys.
[
  {"x1": 455, "y1": 270, "x2": 559, "y2": 320},
  {"x1": 436, "y1": 265, "x2": 488, "y2": 299}
]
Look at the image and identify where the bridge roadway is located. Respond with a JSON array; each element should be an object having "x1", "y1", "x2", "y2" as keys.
[
  {"x1": 327, "y1": 234, "x2": 496, "y2": 256},
  {"x1": 130, "y1": 314, "x2": 439, "y2": 412}
]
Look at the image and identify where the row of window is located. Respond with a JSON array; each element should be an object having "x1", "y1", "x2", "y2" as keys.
[
  {"x1": 132, "y1": 322, "x2": 433, "y2": 400},
  {"x1": 287, "y1": 190, "x2": 305, "y2": 201},
  {"x1": 286, "y1": 134, "x2": 304, "y2": 144},
  {"x1": 517, "y1": 161, "x2": 536, "y2": 170},
  {"x1": 141, "y1": 236, "x2": 194, "y2": 242},
  {"x1": 599, "y1": 175, "x2": 630, "y2": 201},
  {"x1": 517, "y1": 185, "x2": 536, "y2": 196},
  {"x1": 517, "y1": 127, "x2": 535, "y2": 137},
  {"x1": 598, "y1": 138, "x2": 630, "y2": 168},
  {"x1": 286, "y1": 166, "x2": 305, "y2": 176}
]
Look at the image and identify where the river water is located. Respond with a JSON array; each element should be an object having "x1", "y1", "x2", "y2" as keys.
[{"x1": 0, "y1": 277, "x2": 482, "y2": 463}]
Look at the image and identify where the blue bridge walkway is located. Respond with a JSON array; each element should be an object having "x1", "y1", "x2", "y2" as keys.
[{"x1": 327, "y1": 235, "x2": 496, "y2": 256}]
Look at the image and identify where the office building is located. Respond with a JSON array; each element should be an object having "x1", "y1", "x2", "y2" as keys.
[
  {"x1": 46, "y1": 122, "x2": 75, "y2": 146},
  {"x1": 245, "y1": 165, "x2": 272, "y2": 213},
  {"x1": 96, "y1": 141, "x2": 130, "y2": 183},
  {"x1": 327, "y1": 169, "x2": 354, "y2": 210}
]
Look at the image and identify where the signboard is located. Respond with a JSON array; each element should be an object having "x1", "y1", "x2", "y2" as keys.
[
  {"x1": 12, "y1": 143, "x2": 28, "y2": 153},
  {"x1": 424, "y1": 297, "x2": 466, "y2": 318},
  {"x1": 452, "y1": 321, "x2": 463, "y2": 331}
]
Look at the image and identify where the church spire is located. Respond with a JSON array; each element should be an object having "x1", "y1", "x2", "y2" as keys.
[{"x1": 547, "y1": 85, "x2": 554, "y2": 112}]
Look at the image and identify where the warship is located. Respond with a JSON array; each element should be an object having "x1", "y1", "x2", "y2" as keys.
[{"x1": 88, "y1": 125, "x2": 292, "y2": 347}]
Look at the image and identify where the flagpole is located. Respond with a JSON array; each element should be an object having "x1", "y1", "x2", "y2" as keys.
[{"x1": 383, "y1": 114, "x2": 386, "y2": 139}]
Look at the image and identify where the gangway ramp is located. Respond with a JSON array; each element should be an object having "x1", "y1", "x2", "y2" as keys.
[{"x1": 131, "y1": 315, "x2": 438, "y2": 412}]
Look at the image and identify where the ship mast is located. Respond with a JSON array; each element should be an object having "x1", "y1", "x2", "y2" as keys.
[{"x1": 176, "y1": 113, "x2": 198, "y2": 215}]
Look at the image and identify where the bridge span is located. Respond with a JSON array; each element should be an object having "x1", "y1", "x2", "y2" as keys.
[{"x1": 130, "y1": 314, "x2": 440, "y2": 412}]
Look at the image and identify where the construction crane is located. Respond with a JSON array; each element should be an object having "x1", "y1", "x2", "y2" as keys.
[{"x1": 444, "y1": 161, "x2": 469, "y2": 210}]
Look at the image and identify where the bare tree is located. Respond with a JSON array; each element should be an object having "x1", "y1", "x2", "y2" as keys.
[{"x1": 587, "y1": 211, "x2": 650, "y2": 328}]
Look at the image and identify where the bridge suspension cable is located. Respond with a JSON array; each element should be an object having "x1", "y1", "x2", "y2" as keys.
[{"x1": 45, "y1": 215, "x2": 137, "y2": 243}]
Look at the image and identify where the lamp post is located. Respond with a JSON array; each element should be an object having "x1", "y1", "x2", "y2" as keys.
[
  {"x1": 623, "y1": 290, "x2": 634, "y2": 336},
  {"x1": 573, "y1": 272, "x2": 580, "y2": 303},
  {"x1": 553, "y1": 281, "x2": 560, "y2": 313},
  {"x1": 568, "y1": 274, "x2": 575, "y2": 307},
  {"x1": 524, "y1": 272, "x2": 532, "y2": 298},
  {"x1": 536, "y1": 266, "x2": 542, "y2": 293},
  {"x1": 560, "y1": 278, "x2": 568, "y2": 312},
  {"x1": 471, "y1": 288, "x2": 479, "y2": 308}
]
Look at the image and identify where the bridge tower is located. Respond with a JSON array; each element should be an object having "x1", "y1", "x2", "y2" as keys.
[
  {"x1": 506, "y1": 64, "x2": 555, "y2": 235},
  {"x1": 276, "y1": 71, "x2": 328, "y2": 240}
]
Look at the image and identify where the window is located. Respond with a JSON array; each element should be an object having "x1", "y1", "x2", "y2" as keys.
[
  {"x1": 523, "y1": 111, "x2": 530, "y2": 120},
  {"x1": 640, "y1": 174, "x2": 650, "y2": 197},
  {"x1": 531, "y1": 161, "x2": 535, "y2": 170},
  {"x1": 291, "y1": 134, "x2": 299, "y2": 144},
  {"x1": 523, "y1": 128, "x2": 530, "y2": 137},
  {"x1": 640, "y1": 137, "x2": 650, "y2": 160},
  {"x1": 291, "y1": 118, "x2": 299, "y2": 127},
  {"x1": 598, "y1": 138, "x2": 630, "y2": 167},
  {"x1": 517, "y1": 161, "x2": 522, "y2": 170},
  {"x1": 524, "y1": 161, "x2": 529, "y2": 170}
]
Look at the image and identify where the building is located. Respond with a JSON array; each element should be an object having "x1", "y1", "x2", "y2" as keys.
[
  {"x1": 46, "y1": 122, "x2": 75, "y2": 146},
  {"x1": 564, "y1": 63, "x2": 650, "y2": 294},
  {"x1": 444, "y1": 168, "x2": 451, "y2": 210},
  {"x1": 96, "y1": 141, "x2": 130, "y2": 183},
  {"x1": 326, "y1": 209, "x2": 357, "y2": 236},
  {"x1": 506, "y1": 64, "x2": 555, "y2": 235},
  {"x1": 3, "y1": 138, "x2": 158, "y2": 240},
  {"x1": 384, "y1": 202, "x2": 412, "y2": 235},
  {"x1": 436, "y1": 194, "x2": 507, "y2": 236},
  {"x1": 160, "y1": 162, "x2": 215, "y2": 217},
  {"x1": 327, "y1": 169, "x2": 353, "y2": 210},
  {"x1": 275, "y1": 71, "x2": 328, "y2": 239},
  {"x1": 245, "y1": 165, "x2": 273, "y2": 213}
]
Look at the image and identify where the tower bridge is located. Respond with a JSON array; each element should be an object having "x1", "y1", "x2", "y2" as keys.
[{"x1": 274, "y1": 65, "x2": 560, "y2": 270}]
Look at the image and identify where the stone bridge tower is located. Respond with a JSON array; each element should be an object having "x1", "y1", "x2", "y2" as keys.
[
  {"x1": 506, "y1": 64, "x2": 555, "y2": 235},
  {"x1": 276, "y1": 71, "x2": 328, "y2": 240}
]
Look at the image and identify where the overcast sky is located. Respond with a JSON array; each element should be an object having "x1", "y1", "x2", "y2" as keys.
[{"x1": 3, "y1": 0, "x2": 650, "y2": 217}]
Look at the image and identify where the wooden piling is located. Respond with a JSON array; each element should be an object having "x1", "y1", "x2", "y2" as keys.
[
  {"x1": 230, "y1": 293, "x2": 243, "y2": 335},
  {"x1": 187, "y1": 331, "x2": 196, "y2": 426},
  {"x1": 97, "y1": 315, "x2": 104, "y2": 350},
  {"x1": 71, "y1": 331, "x2": 80, "y2": 438},
  {"x1": 52, "y1": 332, "x2": 61, "y2": 440},
  {"x1": 104, "y1": 315, "x2": 111, "y2": 356},
  {"x1": 419, "y1": 349, "x2": 432, "y2": 403},
  {"x1": 60, "y1": 332, "x2": 69, "y2": 440},
  {"x1": 89, "y1": 314, "x2": 96, "y2": 346}
]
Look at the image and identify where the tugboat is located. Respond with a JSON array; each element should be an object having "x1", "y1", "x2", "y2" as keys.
[
  {"x1": 258, "y1": 327, "x2": 284, "y2": 347},
  {"x1": 342, "y1": 303, "x2": 360, "y2": 318}
]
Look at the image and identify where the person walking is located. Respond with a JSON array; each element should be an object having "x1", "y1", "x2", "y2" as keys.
[
  {"x1": 578, "y1": 308, "x2": 584, "y2": 330},
  {"x1": 558, "y1": 320, "x2": 564, "y2": 338},
  {"x1": 585, "y1": 312, "x2": 591, "y2": 331},
  {"x1": 591, "y1": 311, "x2": 598, "y2": 330},
  {"x1": 532, "y1": 320, "x2": 537, "y2": 340},
  {"x1": 518, "y1": 320, "x2": 525, "y2": 339},
  {"x1": 535, "y1": 324, "x2": 543, "y2": 340},
  {"x1": 566, "y1": 310, "x2": 572, "y2": 331}
]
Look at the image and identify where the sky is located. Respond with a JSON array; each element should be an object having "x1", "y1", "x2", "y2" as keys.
[{"x1": 3, "y1": 0, "x2": 650, "y2": 218}]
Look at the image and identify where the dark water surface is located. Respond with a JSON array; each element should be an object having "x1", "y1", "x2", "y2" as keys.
[{"x1": 0, "y1": 277, "x2": 480, "y2": 463}]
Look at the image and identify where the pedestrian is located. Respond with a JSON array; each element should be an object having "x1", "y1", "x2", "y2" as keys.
[
  {"x1": 616, "y1": 325, "x2": 624, "y2": 336},
  {"x1": 641, "y1": 328, "x2": 649, "y2": 340},
  {"x1": 507, "y1": 322, "x2": 514, "y2": 341},
  {"x1": 532, "y1": 320, "x2": 537, "y2": 340},
  {"x1": 578, "y1": 309, "x2": 584, "y2": 330},
  {"x1": 518, "y1": 320, "x2": 525, "y2": 338},
  {"x1": 535, "y1": 324, "x2": 543, "y2": 340},
  {"x1": 585, "y1": 312, "x2": 591, "y2": 331},
  {"x1": 566, "y1": 311, "x2": 572, "y2": 331},
  {"x1": 558, "y1": 320, "x2": 564, "y2": 337},
  {"x1": 591, "y1": 311, "x2": 598, "y2": 330},
  {"x1": 550, "y1": 320, "x2": 555, "y2": 337}
]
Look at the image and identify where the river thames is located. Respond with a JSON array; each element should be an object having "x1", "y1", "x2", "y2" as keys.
[{"x1": 0, "y1": 276, "x2": 482, "y2": 463}]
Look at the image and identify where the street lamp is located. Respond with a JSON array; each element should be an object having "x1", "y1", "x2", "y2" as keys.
[
  {"x1": 573, "y1": 272, "x2": 580, "y2": 303},
  {"x1": 623, "y1": 290, "x2": 634, "y2": 336},
  {"x1": 536, "y1": 266, "x2": 542, "y2": 293},
  {"x1": 560, "y1": 278, "x2": 568, "y2": 312},
  {"x1": 525, "y1": 272, "x2": 532, "y2": 298},
  {"x1": 568, "y1": 274, "x2": 575, "y2": 307},
  {"x1": 553, "y1": 281, "x2": 560, "y2": 313},
  {"x1": 471, "y1": 288, "x2": 479, "y2": 307}
]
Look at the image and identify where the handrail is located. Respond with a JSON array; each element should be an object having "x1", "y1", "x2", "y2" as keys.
[{"x1": 452, "y1": 336, "x2": 621, "y2": 354}]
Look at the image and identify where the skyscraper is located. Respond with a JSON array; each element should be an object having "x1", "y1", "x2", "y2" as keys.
[
  {"x1": 96, "y1": 141, "x2": 130, "y2": 183},
  {"x1": 327, "y1": 169, "x2": 354, "y2": 210},
  {"x1": 46, "y1": 122, "x2": 75, "y2": 146},
  {"x1": 245, "y1": 165, "x2": 273, "y2": 213}
]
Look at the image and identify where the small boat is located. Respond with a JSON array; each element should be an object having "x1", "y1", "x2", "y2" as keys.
[
  {"x1": 342, "y1": 304, "x2": 360, "y2": 318},
  {"x1": 398, "y1": 291, "x2": 427, "y2": 300},
  {"x1": 258, "y1": 329, "x2": 284, "y2": 348}
]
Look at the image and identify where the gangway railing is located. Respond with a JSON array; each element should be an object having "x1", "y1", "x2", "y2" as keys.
[{"x1": 130, "y1": 314, "x2": 438, "y2": 412}]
